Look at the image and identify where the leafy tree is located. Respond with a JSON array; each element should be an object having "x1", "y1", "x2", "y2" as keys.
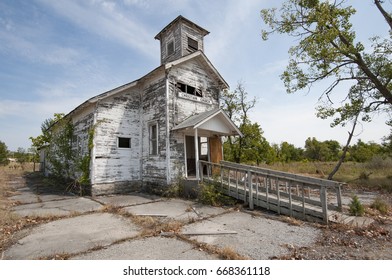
[
  {"x1": 304, "y1": 137, "x2": 342, "y2": 161},
  {"x1": 238, "y1": 122, "x2": 274, "y2": 164},
  {"x1": 382, "y1": 128, "x2": 392, "y2": 155},
  {"x1": 261, "y1": 0, "x2": 392, "y2": 127},
  {"x1": 277, "y1": 141, "x2": 304, "y2": 162},
  {"x1": 261, "y1": 0, "x2": 392, "y2": 177},
  {"x1": 14, "y1": 147, "x2": 29, "y2": 165},
  {"x1": 30, "y1": 113, "x2": 64, "y2": 149},
  {"x1": 221, "y1": 82, "x2": 259, "y2": 163},
  {"x1": 0, "y1": 140, "x2": 9, "y2": 165},
  {"x1": 348, "y1": 139, "x2": 383, "y2": 162}
]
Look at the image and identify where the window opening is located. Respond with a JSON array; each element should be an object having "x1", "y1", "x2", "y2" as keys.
[
  {"x1": 149, "y1": 124, "x2": 158, "y2": 155},
  {"x1": 177, "y1": 82, "x2": 202, "y2": 97},
  {"x1": 118, "y1": 137, "x2": 131, "y2": 148},
  {"x1": 188, "y1": 37, "x2": 198, "y2": 51}
]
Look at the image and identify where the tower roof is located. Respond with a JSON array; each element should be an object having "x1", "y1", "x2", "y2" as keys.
[{"x1": 154, "y1": 15, "x2": 209, "y2": 40}]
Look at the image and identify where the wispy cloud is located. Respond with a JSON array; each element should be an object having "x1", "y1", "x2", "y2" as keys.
[
  {"x1": 0, "y1": 28, "x2": 82, "y2": 66},
  {"x1": 36, "y1": 0, "x2": 158, "y2": 60}
]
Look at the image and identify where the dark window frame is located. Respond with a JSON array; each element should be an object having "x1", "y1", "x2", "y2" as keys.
[
  {"x1": 149, "y1": 123, "x2": 158, "y2": 156},
  {"x1": 118, "y1": 137, "x2": 131, "y2": 149},
  {"x1": 187, "y1": 37, "x2": 198, "y2": 51},
  {"x1": 177, "y1": 82, "x2": 202, "y2": 97}
]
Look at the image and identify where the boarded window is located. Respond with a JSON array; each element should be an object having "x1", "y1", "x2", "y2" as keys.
[
  {"x1": 118, "y1": 137, "x2": 131, "y2": 148},
  {"x1": 167, "y1": 40, "x2": 174, "y2": 56},
  {"x1": 149, "y1": 124, "x2": 158, "y2": 155},
  {"x1": 188, "y1": 37, "x2": 198, "y2": 51},
  {"x1": 177, "y1": 82, "x2": 202, "y2": 97}
]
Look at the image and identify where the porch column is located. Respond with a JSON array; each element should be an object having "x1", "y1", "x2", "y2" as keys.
[{"x1": 194, "y1": 128, "x2": 199, "y2": 180}]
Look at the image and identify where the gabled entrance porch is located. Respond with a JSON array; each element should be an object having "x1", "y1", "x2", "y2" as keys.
[{"x1": 172, "y1": 108, "x2": 242, "y2": 180}]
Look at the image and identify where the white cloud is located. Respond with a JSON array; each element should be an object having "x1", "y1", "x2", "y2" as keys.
[
  {"x1": 0, "y1": 28, "x2": 82, "y2": 66},
  {"x1": 37, "y1": 0, "x2": 157, "y2": 60}
]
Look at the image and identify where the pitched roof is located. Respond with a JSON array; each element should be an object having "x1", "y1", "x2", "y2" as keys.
[
  {"x1": 165, "y1": 50, "x2": 229, "y2": 89},
  {"x1": 154, "y1": 15, "x2": 209, "y2": 40},
  {"x1": 172, "y1": 108, "x2": 242, "y2": 137}
]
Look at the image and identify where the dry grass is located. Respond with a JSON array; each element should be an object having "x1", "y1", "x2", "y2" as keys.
[
  {"x1": 175, "y1": 234, "x2": 248, "y2": 260},
  {"x1": 0, "y1": 166, "x2": 24, "y2": 252},
  {"x1": 259, "y1": 160, "x2": 392, "y2": 192},
  {"x1": 0, "y1": 164, "x2": 63, "y2": 253}
]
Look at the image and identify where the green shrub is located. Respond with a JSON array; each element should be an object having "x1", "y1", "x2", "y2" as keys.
[
  {"x1": 370, "y1": 197, "x2": 389, "y2": 215},
  {"x1": 349, "y1": 195, "x2": 365, "y2": 216},
  {"x1": 198, "y1": 183, "x2": 235, "y2": 206}
]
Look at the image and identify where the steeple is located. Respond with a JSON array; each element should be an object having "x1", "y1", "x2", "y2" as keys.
[{"x1": 154, "y1": 16, "x2": 209, "y2": 65}]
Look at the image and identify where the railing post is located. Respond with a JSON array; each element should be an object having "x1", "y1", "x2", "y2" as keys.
[
  {"x1": 266, "y1": 177, "x2": 270, "y2": 210},
  {"x1": 248, "y1": 170, "x2": 253, "y2": 210},
  {"x1": 220, "y1": 165, "x2": 223, "y2": 189},
  {"x1": 320, "y1": 186, "x2": 328, "y2": 225},
  {"x1": 287, "y1": 181, "x2": 292, "y2": 217},
  {"x1": 301, "y1": 183, "x2": 306, "y2": 219},
  {"x1": 199, "y1": 161, "x2": 204, "y2": 182},
  {"x1": 276, "y1": 178, "x2": 281, "y2": 215},
  {"x1": 235, "y1": 169, "x2": 239, "y2": 199},
  {"x1": 336, "y1": 184, "x2": 342, "y2": 211}
]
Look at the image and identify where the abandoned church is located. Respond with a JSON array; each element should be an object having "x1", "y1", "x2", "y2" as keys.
[{"x1": 40, "y1": 16, "x2": 242, "y2": 195}]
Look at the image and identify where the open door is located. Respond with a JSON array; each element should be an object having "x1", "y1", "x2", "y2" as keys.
[{"x1": 185, "y1": 135, "x2": 209, "y2": 177}]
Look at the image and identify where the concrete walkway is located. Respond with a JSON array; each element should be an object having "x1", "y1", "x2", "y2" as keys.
[{"x1": 1, "y1": 177, "x2": 374, "y2": 260}]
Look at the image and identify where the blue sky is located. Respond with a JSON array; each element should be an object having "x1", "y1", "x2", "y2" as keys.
[{"x1": 0, "y1": 0, "x2": 390, "y2": 151}]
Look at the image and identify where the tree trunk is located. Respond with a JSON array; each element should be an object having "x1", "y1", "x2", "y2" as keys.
[
  {"x1": 375, "y1": 0, "x2": 392, "y2": 31},
  {"x1": 328, "y1": 113, "x2": 359, "y2": 180}
]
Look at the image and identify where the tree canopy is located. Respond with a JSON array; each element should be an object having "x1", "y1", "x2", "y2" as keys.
[
  {"x1": 220, "y1": 82, "x2": 274, "y2": 164},
  {"x1": 261, "y1": 0, "x2": 392, "y2": 128},
  {"x1": 0, "y1": 140, "x2": 9, "y2": 165}
]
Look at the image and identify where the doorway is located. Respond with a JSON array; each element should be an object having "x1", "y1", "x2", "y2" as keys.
[{"x1": 185, "y1": 135, "x2": 209, "y2": 177}]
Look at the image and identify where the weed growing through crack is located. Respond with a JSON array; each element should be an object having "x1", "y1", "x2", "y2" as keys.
[
  {"x1": 349, "y1": 195, "x2": 365, "y2": 216},
  {"x1": 370, "y1": 197, "x2": 389, "y2": 215}
]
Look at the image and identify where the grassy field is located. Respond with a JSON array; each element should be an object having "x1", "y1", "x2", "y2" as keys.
[{"x1": 258, "y1": 157, "x2": 392, "y2": 193}]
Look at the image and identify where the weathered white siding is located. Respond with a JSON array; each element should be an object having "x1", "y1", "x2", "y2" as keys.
[
  {"x1": 140, "y1": 72, "x2": 168, "y2": 189},
  {"x1": 167, "y1": 59, "x2": 220, "y2": 182},
  {"x1": 72, "y1": 105, "x2": 95, "y2": 159},
  {"x1": 92, "y1": 88, "x2": 141, "y2": 190}
]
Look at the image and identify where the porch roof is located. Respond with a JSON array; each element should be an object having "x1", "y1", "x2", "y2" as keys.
[{"x1": 172, "y1": 108, "x2": 243, "y2": 137}]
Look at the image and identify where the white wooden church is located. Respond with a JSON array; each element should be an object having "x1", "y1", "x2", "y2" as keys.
[{"x1": 41, "y1": 16, "x2": 242, "y2": 195}]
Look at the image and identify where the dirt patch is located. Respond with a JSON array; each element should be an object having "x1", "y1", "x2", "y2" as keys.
[{"x1": 276, "y1": 221, "x2": 392, "y2": 259}]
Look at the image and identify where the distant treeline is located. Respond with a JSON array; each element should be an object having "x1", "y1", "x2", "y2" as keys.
[{"x1": 223, "y1": 135, "x2": 392, "y2": 165}]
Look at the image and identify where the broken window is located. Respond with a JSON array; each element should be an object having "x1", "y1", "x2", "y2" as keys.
[
  {"x1": 167, "y1": 40, "x2": 174, "y2": 56},
  {"x1": 118, "y1": 137, "x2": 131, "y2": 148},
  {"x1": 177, "y1": 82, "x2": 202, "y2": 97},
  {"x1": 187, "y1": 37, "x2": 198, "y2": 51},
  {"x1": 200, "y1": 137, "x2": 208, "y2": 156},
  {"x1": 149, "y1": 123, "x2": 158, "y2": 155}
]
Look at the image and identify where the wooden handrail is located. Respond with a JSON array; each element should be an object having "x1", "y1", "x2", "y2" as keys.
[{"x1": 198, "y1": 160, "x2": 344, "y2": 224}]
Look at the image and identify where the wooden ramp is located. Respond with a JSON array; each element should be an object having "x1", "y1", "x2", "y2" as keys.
[{"x1": 199, "y1": 160, "x2": 344, "y2": 224}]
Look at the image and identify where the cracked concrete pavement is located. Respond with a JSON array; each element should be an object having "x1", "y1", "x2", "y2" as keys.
[{"x1": 2, "y1": 177, "x2": 324, "y2": 260}]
